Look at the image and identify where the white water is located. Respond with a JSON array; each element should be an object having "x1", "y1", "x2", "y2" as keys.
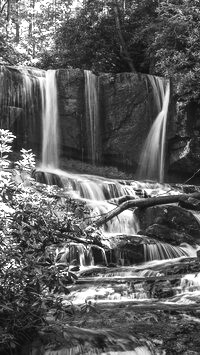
[
  {"x1": 39, "y1": 166, "x2": 139, "y2": 235},
  {"x1": 0, "y1": 66, "x2": 45, "y2": 131},
  {"x1": 143, "y1": 241, "x2": 188, "y2": 261},
  {"x1": 41, "y1": 70, "x2": 59, "y2": 168},
  {"x1": 56, "y1": 242, "x2": 108, "y2": 268},
  {"x1": 84, "y1": 70, "x2": 100, "y2": 164},
  {"x1": 137, "y1": 76, "x2": 170, "y2": 182},
  {"x1": 44, "y1": 347, "x2": 152, "y2": 355},
  {"x1": 37, "y1": 72, "x2": 196, "y2": 266}
]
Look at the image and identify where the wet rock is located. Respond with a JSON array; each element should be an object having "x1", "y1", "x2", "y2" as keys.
[
  {"x1": 169, "y1": 137, "x2": 200, "y2": 174},
  {"x1": 143, "y1": 223, "x2": 194, "y2": 245},
  {"x1": 136, "y1": 204, "x2": 200, "y2": 245},
  {"x1": 56, "y1": 69, "x2": 87, "y2": 161},
  {"x1": 1, "y1": 66, "x2": 167, "y2": 171},
  {"x1": 174, "y1": 184, "x2": 200, "y2": 194},
  {"x1": 197, "y1": 250, "x2": 200, "y2": 260},
  {"x1": 57, "y1": 70, "x2": 161, "y2": 170},
  {"x1": 32, "y1": 170, "x2": 64, "y2": 188},
  {"x1": 168, "y1": 102, "x2": 200, "y2": 178},
  {"x1": 100, "y1": 72, "x2": 158, "y2": 170},
  {"x1": 150, "y1": 279, "x2": 174, "y2": 299},
  {"x1": 179, "y1": 196, "x2": 200, "y2": 210},
  {"x1": 0, "y1": 66, "x2": 42, "y2": 151},
  {"x1": 103, "y1": 234, "x2": 145, "y2": 265}
]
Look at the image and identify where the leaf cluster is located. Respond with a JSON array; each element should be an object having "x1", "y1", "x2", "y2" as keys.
[{"x1": 0, "y1": 129, "x2": 94, "y2": 352}]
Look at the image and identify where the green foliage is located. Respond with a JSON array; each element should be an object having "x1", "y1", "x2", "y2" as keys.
[
  {"x1": 0, "y1": 129, "x2": 16, "y2": 169},
  {"x1": 0, "y1": 34, "x2": 23, "y2": 65},
  {"x1": 40, "y1": 0, "x2": 158, "y2": 73},
  {"x1": 0, "y1": 129, "x2": 92, "y2": 352},
  {"x1": 149, "y1": 0, "x2": 200, "y2": 105},
  {"x1": 0, "y1": 0, "x2": 73, "y2": 65},
  {"x1": 15, "y1": 148, "x2": 36, "y2": 172},
  {"x1": 37, "y1": 0, "x2": 200, "y2": 107},
  {"x1": 1, "y1": 0, "x2": 200, "y2": 106}
]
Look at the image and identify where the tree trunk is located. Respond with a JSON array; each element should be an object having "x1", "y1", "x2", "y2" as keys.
[
  {"x1": 0, "y1": 0, "x2": 8, "y2": 14},
  {"x1": 29, "y1": 0, "x2": 35, "y2": 58},
  {"x1": 112, "y1": 0, "x2": 136, "y2": 72},
  {"x1": 15, "y1": 0, "x2": 20, "y2": 44},
  {"x1": 6, "y1": 0, "x2": 11, "y2": 39},
  {"x1": 95, "y1": 192, "x2": 200, "y2": 227}
]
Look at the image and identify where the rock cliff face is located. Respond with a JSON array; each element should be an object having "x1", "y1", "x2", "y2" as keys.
[
  {"x1": 56, "y1": 69, "x2": 87, "y2": 161},
  {"x1": 2, "y1": 65, "x2": 196, "y2": 179},
  {"x1": 168, "y1": 102, "x2": 200, "y2": 178},
  {"x1": 0, "y1": 66, "x2": 43, "y2": 153},
  {"x1": 99, "y1": 73, "x2": 158, "y2": 171},
  {"x1": 56, "y1": 70, "x2": 160, "y2": 171},
  {"x1": 0, "y1": 66, "x2": 161, "y2": 171}
]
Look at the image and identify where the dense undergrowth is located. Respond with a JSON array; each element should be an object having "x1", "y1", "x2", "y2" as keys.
[{"x1": 0, "y1": 129, "x2": 98, "y2": 353}]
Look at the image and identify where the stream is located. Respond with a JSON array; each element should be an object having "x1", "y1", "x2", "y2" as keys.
[{"x1": 30, "y1": 168, "x2": 200, "y2": 355}]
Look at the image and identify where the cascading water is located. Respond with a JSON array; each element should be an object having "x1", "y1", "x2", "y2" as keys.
[
  {"x1": 137, "y1": 76, "x2": 170, "y2": 182},
  {"x1": 41, "y1": 70, "x2": 59, "y2": 168},
  {"x1": 143, "y1": 241, "x2": 188, "y2": 261},
  {"x1": 2, "y1": 67, "x2": 200, "y2": 354},
  {"x1": 2, "y1": 67, "x2": 192, "y2": 267},
  {"x1": 0, "y1": 66, "x2": 45, "y2": 146},
  {"x1": 84, "y1": 70, "x2": 100, "y2": 164}
]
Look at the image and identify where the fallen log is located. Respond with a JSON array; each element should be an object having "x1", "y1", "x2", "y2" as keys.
[
  {"x1": 95, "y1": 192, "x2": 200, "y2": 227},
  {"x1": 109, "y1": 195, "x2": 137, "y2": 205}
]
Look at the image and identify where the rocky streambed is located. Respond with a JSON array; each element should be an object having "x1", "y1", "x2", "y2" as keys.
[{"x1": 19, "y1": 169, "x2": 200, "y2": 354}]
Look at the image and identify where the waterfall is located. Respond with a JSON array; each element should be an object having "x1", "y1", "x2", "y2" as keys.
[
  {"x1": 84, "y1": 70, "x2": 100, "y2": 164},
  {"x1": 0, "y1": 66, "x2": 45, "y2": 146},
  {"x1": 137, "y1": 76, "x2": 170, "y2": 182},
  {"x1": 37, "y1": 167, "x2": 139, "y2": 235},
  {"x1": 143, "y1": 241, "x2": 188, "y2": 261},
  {"x1": 0, "y1": 67, "x2": 59, "y2": 166},
  {"x1": 41, "y1": 70, "x2": 59, "y2": 168}
]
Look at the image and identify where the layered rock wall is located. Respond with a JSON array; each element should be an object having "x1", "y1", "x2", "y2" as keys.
[
  {"x1": 169, "y1": 102, "x2": 200, "y2": 177},
  {"x1": 0, "y1": 66, "x2": 43, "y2": 153},
  {"x1": 99, "y1": 73, "x2": 158, "y2": 170},
  {"x1": 56, "y1": 70, "x2": 162, "y2": 171},
  {"x1": 0, "y1": 66, "x2": 183, "y2": 177}
]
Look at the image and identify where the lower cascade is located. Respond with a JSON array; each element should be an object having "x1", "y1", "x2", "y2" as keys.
[{"x1": 33, "y1": 166, "x2": 200, "y2": 354}]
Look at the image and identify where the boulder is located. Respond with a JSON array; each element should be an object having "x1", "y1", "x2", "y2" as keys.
[
  {"x1": 102, "y1": 234, "x2": 146, "y2": 265},
  {"x1": 136, "y1": 204, "x2": 200, "y2": 245},
  {"x1": 142, "y1": 223, "x2": 194, "y2": 245},
  {"x1": 168, "y1": 102, "x2": 200, "y2": 179},
  {"x1": 33, "y1": 170, "x2": 64, "y2": 188}
]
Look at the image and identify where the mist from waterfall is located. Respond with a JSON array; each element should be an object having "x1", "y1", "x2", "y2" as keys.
[
  {"x1": 84, "y1": 70, "x2": 100, "y2": 165},
  {"x1": 41, "y1": 70, "x2": 59, "y2": 168},
  {"x1": 137, "y1": 76, "x2": 170, "y2": 182}
]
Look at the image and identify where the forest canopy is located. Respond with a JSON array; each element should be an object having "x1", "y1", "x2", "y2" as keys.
[{"x1": 1, "y1": 0, "x2": 200, "y2": 105}]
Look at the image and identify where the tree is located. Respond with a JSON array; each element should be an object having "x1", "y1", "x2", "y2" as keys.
[
  {"x1": 0, "y1": 0, "x2": 73, "y2": 64},
  {"x1": 149, "y1": 0, "x2": 200, "y2": 106},
  {"x1": 40, "y1": 0, "x2": 159, "y2": 73}
]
